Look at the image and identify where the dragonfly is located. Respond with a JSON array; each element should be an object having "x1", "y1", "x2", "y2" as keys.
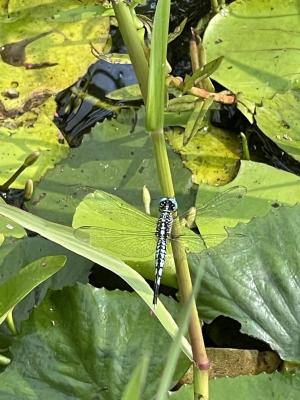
[{"x1": 73, "y1": 185, "x2": 247, "y2": 305}]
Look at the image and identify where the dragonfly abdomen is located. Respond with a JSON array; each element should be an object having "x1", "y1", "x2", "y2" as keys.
[
  {"x1": 153, "y1": 236, "x2": 168, "y2": 305},
  {"x1": 153, "y1": 198, "x2": 177, "y2": 305}
]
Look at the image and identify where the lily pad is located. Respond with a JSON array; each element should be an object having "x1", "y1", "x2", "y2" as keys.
[
  {"x1": 195, "y1": 160, "x2": 300, "y2": 246},
  {"x1": 0, "y1": 285, "x2": 190, "y2": 399},
  {"x1": 196, "y1": 203, "x2": 300, "y2": 362},
  {"x1": 27, "y1": 109, "x2": 195, "y2": 226},
  {"x1": 203, "y1": 0, "x2": 300, "y2": 106},
  {"x1": 0, "y1": 0, "x2": 110, "y2": 106},
  {"x1": 0, "y1": 0, "x2": 110, "y2": 185},
  {"x1": 0, "y1": 99, "x2": 68, "y2": 188},
  {"x1": 169, "y1": 372, "x2": 300, "y2": 400},
  {"x1": 255, "y1": 90, "x2": 300, "y2": 162},
  {"x1": 203, "y1": 0, "x2": 300, "y2": 158}
]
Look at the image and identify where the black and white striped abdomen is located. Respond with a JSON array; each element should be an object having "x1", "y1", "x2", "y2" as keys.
[{"x1": 153, "y1": 197, "x2": 177, "y2": 305}]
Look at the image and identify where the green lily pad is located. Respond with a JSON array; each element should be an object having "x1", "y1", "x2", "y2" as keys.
[
  {"x1": 203, "y1": 0, "x2": 300, "y2": 158},
  {"x1": 0, "y1": 285, "x2": 190, "y2": 399},
  {"x1": 255, "y1": 90, "x2": 300, "y2": 162},
  {"x1": 27, "y1": 109, "x2": 195, "y2": 226},
  {"x1": 203, "y1": 0, "x2": 300, "y2": 106},
  {"x1": 169, "y1": 372, "x2": 300, "y2": 400},
  {"x1": 195, "y1": 160, "x2": 300, "y2": 246},
  {"x1": 0, "y1": 254, "x2": 66, "y2": 325},
  {"x1": 196, "y1": 203, "x2": 300, "y2": 362}
]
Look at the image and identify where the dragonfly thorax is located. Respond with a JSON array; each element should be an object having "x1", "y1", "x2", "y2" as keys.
[{"x1": 159, "y1": 197, "x2": 178, "y2": 213}]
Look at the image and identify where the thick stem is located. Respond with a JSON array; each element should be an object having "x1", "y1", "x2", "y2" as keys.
[
  {"x1": 150, "y1": 130, "x2": 174, "y2": 197},
  {"x1": 171, "y1": 219, "x2": 209, "y2": 399},
  {"x1": 111, "y1": 0, "x2": 148, "y2": 102}
]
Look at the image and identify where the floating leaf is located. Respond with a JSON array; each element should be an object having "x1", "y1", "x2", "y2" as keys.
[
  {"x1": 0, "y1": 236, "x2": 92, "y2": 328},
  {"x1": 27, "y1": 109, "x2": 194, "y2": 226},
  {"x1": 195, "y1": 160, "x2": 300, "y2": 244},
  {"x1": 255, "y1": 90, "x2": 300, "y2": 162},
  {"x1": 203, "y1": 0, "x2": 300, "y2": 106}
]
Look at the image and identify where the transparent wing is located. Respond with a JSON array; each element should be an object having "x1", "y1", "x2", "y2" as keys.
[
  {"x1": 75, "y1": 189, "x2": 158, "y2": 231},
  {"x1": 74, "y1": 225, "x2": 158, "y2": 259},
  {"x1": 74, "y1": 224, "x2": 250, "y2": 260},
  {"x1": 184, "y1": 185, "x2": 247, "y2": 224}
]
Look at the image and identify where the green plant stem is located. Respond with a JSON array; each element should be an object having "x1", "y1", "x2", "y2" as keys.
[
  {"x1": 194, "y1": 368, "x2": 209, "y2": 400},
  {"x1": 112, "y1": 0, "x2": 209, "y2": 396},
  {"x1": 172, "y1": 219, "x2": 210, "y2": 368},
  {"x1": 111, "y1": 0, "x2": 148, "y2": 102},
  {"x1": 190, "y1": 30, "x2": 200, "y2": 73},
  {"x1": 0, "y1": 151, "x2": 39, "y2": 191},
  {"x1": 6, "y1": 309, "x2": 17, "y2": 335},
  {"x1": 151, "y1": 130, "x2": 175, "y2": 197}
]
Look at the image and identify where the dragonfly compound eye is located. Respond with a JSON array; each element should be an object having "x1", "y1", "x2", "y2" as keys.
[{"x1": 159, "y1": 197, "x2": 178, "y2": 212}]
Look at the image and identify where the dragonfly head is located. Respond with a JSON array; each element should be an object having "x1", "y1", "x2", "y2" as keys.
[{"x1": 159, "y1": 197, "x2": 178, "y2": 213}]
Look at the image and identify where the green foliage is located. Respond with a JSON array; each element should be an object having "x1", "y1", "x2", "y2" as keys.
[
  {"x1": 27, "y1": 110, "x2": 194, "y2": 226},
  {"x1": 0, "y1": 255, "x2": 66, "y2": 325},
  {"x1": 0, "y1": 0, "x2": 300, "y2": 397},
  {"x1": 0, "y1": 286, "x2": 190, "y2": 399},
  {"x1": 0, "y1": 236, "x2": 92, "y2": 329},
  {"x1": 196, "y1": 203, "x2": 300, "y2": 362},
  {"x1": 203, "y1": 0, "x2": 300, "y2": 159},
  {"x1": 0, "y1": 201, "x2": 193, "y2": 361}
]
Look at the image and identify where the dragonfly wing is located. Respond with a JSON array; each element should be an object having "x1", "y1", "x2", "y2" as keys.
[
  {"x1": 73, "y1": 190, "x2": 158, "y2": 232},
  {"x1": 170, "y1": 229, "x2": 251, "y2": 258},
  {"x1": 74, "y1": 226, "x2": 157, "y2": 259},
  {"x1": 191, "y1": 185, "x2": 247, "y2": 225}
]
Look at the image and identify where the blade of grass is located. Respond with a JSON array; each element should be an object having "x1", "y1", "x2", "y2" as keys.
[{"x1": 121, "y1": 355, "x2": 149, "y2": 400}]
